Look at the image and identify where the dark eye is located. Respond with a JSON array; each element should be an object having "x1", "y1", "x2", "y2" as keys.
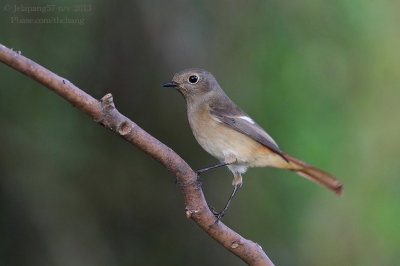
[{"x1": 188, "y1": 75, "x2": 199, "y2": 84}]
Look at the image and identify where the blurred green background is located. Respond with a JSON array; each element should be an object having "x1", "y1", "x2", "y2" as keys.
[{"x1": 1, "y1": 0, "x2": 399, "y2": 265}]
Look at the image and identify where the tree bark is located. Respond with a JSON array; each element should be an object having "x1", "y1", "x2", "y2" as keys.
[{"x1": 0, "y1": 43, "x2": 274, "y2": 266}]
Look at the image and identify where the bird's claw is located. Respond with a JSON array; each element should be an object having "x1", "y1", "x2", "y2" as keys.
[
  {"x1": 208, "y1": 205, "x2": 225, "y2": 223},
  {"x1": 208, "y1": 205, "x2": 217, "y2": 214},
  {"x1": 215, "y1": 211, "x2": 225, "y2": 223}
]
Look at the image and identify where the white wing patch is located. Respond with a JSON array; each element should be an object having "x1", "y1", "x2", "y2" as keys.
[{"x1": 237, "y1": 116, "x2": 255, "y2": 124}]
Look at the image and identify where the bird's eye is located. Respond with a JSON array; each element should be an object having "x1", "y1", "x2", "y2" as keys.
[{"x1": 188, "y1": 75, "x2": 199, "y2": 84}]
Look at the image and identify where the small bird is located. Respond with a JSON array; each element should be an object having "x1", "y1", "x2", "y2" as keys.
[{"x1": 163, "y1": 68, "x2": 343, "y2": 220}]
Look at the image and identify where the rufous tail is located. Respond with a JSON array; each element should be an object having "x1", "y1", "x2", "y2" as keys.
[{"x1": 282, "y1": 152, "x2": 343, "y2": 195}]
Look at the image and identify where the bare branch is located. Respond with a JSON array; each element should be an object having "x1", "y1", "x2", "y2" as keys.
[{"x1": 0, "y1": 43, "x2": 274, "y2": 266}]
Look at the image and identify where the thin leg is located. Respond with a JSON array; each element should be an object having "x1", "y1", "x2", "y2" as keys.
[
  {"x1": 214, "y1": 184, "x2": 240, "y2": 222},
  {"x1": 195, "y1": 162, "x2": 230, "y2": 175}
]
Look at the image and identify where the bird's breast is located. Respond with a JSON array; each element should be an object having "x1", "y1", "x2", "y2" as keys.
[{"x1": 188, "y1": 105, "x2": 275, "y2": 166}]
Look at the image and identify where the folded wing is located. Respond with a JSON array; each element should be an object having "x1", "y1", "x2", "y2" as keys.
[{"x1": 209, "y1": 102, "x2": 288, "y2": 161}]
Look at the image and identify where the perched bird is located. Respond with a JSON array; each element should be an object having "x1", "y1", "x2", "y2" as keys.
[{"x1": 163, "y1": 68, "x2": 343, "y2": 220}]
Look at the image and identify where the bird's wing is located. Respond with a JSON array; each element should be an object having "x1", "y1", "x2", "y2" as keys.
[{"x1": 209, "y1": 103, "x2": 288, "y2": 161}]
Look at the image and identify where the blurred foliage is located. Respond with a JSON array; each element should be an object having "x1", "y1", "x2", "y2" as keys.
[{"x1": 1, "y1": 0, "x2": 399, "y2": 265}]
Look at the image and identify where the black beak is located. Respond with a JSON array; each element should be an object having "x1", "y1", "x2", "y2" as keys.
[{"x1": 162, "y1": 81, "x2": 178, "y2": 88}]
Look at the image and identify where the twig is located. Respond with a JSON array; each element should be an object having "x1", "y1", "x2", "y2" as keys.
[{"x1": 0, "y1": 43, "x2": 274, "y2": 266}]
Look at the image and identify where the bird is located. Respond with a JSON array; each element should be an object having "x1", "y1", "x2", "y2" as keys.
[{"x1": 163, "y1": 68, "x2": 343, "y2": 220}]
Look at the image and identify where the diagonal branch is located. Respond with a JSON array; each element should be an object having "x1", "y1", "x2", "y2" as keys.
[{"x1": 0, "y1": 43, "x2": 274, "y2": 266}]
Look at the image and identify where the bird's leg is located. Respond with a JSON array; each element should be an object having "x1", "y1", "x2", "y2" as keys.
[
  {"x1": 214, "y1": 184, "x2": 241, "y2": 222},
  {"x1": 195, "y1": 162, "x2": 231, "y2": 175},
  {"x1": 195, "y1": 155, "x2": 237, "y2": 176},
  {"x1": 211, "y1": 172, "x2": 243, "y2": 222}
]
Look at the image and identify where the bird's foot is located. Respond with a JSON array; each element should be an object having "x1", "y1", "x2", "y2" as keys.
[
  {"x1": 208, "y1": 204, "x2": 218, "y2": 214},
  {"x1": 208, "y1": 205, "x2": 225, "y2": 223},
  {"x1": 214, "y1": 211, "x2": 225, "y2": 223}
]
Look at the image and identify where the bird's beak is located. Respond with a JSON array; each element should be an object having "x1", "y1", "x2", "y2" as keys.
[{"x1": 162, "y1": 81, "x2": 178, "y2": 88}]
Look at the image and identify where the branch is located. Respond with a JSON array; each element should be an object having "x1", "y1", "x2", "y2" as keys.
[{"x1": 0, "y1": 43, "x2": 274, "y2": 266}]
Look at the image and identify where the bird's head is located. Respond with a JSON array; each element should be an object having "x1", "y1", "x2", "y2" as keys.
[{"x1": 163, "y1": 68, "x2": 222, "y2": 101}]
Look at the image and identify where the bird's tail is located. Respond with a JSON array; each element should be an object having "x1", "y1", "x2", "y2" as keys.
[{"x1": 282, "y1": 152, "x2": 343, "y2": 195}]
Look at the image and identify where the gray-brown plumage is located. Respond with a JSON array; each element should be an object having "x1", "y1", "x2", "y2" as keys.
[{"x1": 163, "y1": 68, "x2": 343, "y2": 218}]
